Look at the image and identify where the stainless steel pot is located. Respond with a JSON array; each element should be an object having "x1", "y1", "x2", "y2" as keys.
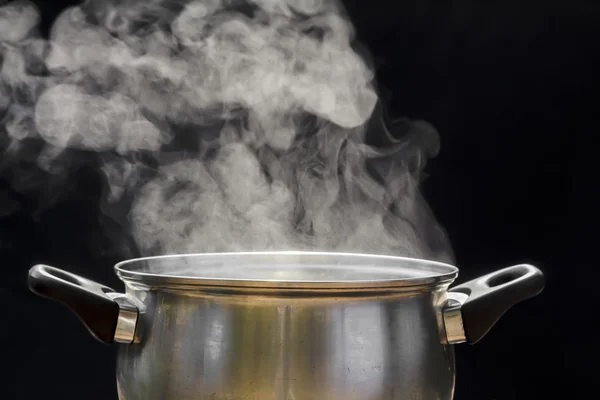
[{"x1": 28, "y1": 252, "x2": 544, "y2": 400}]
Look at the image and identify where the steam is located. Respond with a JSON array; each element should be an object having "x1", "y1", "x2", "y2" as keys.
[{"x1": 1, "y1": 0, "x2": 453, "y2": 262}]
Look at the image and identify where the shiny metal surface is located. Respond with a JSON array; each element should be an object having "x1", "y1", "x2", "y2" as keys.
[
  {"x1": 107, "y1": 293, "x2": 139, "y2": 344},
  {"x1": 441, "y1": 292, "x2": 469, "y2": 345},
  {"x1": 116, "y1": 282, "x2": 456, "y2": 400},
  {"x1": 115, "y1": 253, "x2": 459, "y2": 399}
]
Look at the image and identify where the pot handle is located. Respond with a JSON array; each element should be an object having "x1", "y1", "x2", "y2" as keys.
[
  {"x1": 28, "y1": 264, "x2": 138, "y2": 345},
  {"x1": 442, "y1": 264, "x2": 544, "y2": 345}
]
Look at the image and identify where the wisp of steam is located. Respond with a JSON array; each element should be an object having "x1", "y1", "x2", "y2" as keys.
[{"x1": 0, "y1": 0, "x2": 453, "y2": 263}]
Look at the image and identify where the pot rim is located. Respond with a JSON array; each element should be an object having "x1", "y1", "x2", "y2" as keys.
[{"x1": 114, "y1": 251, "x2": 458, "y2": 290}]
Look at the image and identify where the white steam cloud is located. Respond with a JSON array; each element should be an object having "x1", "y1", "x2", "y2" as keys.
[{"x1": 0, "y1": 0, "x2": 453, "y2": 262}]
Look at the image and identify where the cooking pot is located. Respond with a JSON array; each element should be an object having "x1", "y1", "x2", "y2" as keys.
[{"x1": 28, "y1": 252, "x2": 544, "y2": 400}]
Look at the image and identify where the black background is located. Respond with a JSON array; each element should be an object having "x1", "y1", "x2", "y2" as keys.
[{"x1": 2, "y1": 0, "x2": 598, "y2": 399}]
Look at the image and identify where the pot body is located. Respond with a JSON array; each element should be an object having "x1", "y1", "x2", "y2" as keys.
[{"x1": 116, "y1": 283, "x2": 455, "y2": 400}]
